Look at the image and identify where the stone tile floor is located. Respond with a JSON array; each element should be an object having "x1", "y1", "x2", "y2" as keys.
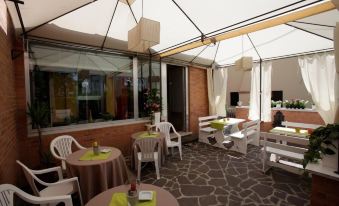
[{"x1": 139, "y1": 142, "x2": 311, "y2": 206}]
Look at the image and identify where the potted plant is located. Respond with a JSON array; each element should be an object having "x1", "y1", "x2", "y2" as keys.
[
  {"x1": 27, "y1": 102, "x2": 52, "y2": 167},
  {"x1": 271, "y1": 100, "x2": 277, "y2": 108},
  {"x1": 284, "y1": 100, "x2": 290, "y2": 108},
  {"x1": 276, "y1": 100, "x2": 282, "y2": 108},
  {"x1": 144, "y1": 88, "x2": 162, "y2": 124},
  {"x1": 303, "y1": 124, "x2": 339, "y2": 170}
]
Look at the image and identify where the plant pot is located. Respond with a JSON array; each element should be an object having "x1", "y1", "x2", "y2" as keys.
[
  {"x1": 152, "y1": 112, "x2": 161, "y2": 125},
  {"x1": 276, "y1": 104, "x2": 281, "y2": 108}
]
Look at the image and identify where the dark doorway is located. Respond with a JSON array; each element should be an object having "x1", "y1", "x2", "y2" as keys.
[{"x1": 167, "y1": 65, "x2": 186, "y2": 131}]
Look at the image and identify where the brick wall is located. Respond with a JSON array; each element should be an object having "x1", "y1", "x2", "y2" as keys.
[
  {"x1": 188, "y1": 66, "x2": 209, "y2": 137},
  {"x1": 24, "y1": 122, "x2": 146, "y2": 167},
  {"x1": 0, "y1": 11, "x2": 20, "y2": 184},
  {"x1": 235, "y1": 107, "x2": 325, "y2": 131}
]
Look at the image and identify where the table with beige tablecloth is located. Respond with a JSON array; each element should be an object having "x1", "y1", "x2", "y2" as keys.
[
  {"x1": 66, "y1": 147, "x2": 129, "y2": 203},
  {"x1": 131, "y1": 131, "x2": 168, "y2": 170},
  {"x1": 85, "y1": 183, "x2": 179, "y2": 206}
]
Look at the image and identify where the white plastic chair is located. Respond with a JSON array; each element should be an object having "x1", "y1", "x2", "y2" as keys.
[
  {"x1": 16, "y1": 160, "x2": 83, "y2": 206},
  {"x1": 134, "y1": 138, "x2": 161, "y2": 180},
  {"x1": 155, "y1": 122, "x2": 182, "y2": 160},
  {"x1": 50, "y1": 135, "x2": 86, "y2": 170},
  {"x1": 0, "y1": 184, "x2": 73, "y2": 206}
]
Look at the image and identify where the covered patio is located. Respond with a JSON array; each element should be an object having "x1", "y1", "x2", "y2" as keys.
[{"x1": 0, "y1": 0, "x2": 339, "y2": 205}]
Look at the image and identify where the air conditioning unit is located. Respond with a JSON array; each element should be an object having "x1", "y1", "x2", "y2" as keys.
[
  {"x1": 335, "y1": 22, "x2": 339, "y2": 73},
  {"x1": 235, "y1": 56, "x2": 253, "y2": 71}
]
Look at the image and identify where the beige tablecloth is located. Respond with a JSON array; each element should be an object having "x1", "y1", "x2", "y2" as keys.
[
  {"x1": 85, "y1": 183, "x2": 179, "y2": 206},
  {"x1": 131, "y1": 131, "x2": 167, "y2": 170},
  {"x1": 66, "y1": 147, "x2": 129, "y2": 203}
]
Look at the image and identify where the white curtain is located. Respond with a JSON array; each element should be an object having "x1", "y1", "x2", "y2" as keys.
[
  {"x1": 207, "y1": 68, "x2": 228, "y2": 116},
  {"x1": 298, "y1": 52, "x2": 339, "y2": 124},
  {"x1": 248, "y1": 62, "x2": 272, "y2": 122}
]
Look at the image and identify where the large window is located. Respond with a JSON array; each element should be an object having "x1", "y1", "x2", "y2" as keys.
[
  {"x1": 138, "y1": 58, "x2": 160, "y2": 117},
  {"x1": 29, "y1": 43, "x2": 134, "y2": 127}
]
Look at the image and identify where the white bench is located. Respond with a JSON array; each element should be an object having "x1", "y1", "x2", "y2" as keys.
[
  {"x1": 281, "y1": 121, "x2": 322, "y2": 129},
  {"x1": 261, "y1": 132, "x2": 309, "y2": 175},
  {"x1": 198, "y1": 115, "x2": 218, "y2": 144},
  {"x1": 229, "y1": 119, "x2": 260, "y2": 154}
]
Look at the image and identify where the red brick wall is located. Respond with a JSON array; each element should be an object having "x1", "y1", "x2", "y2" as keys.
[
  {"x1": 24, "y1": 123, "x2": 146, "y2": 167},
  {"x1": 0, "y1": 11, "x2": 20, "y2": 184},
  {"x1": 235, "y1": 107, "x2": 325, "y2": 131},
  {"x1": 188, "y1": 66, "x2": 209, "y2": 137}
]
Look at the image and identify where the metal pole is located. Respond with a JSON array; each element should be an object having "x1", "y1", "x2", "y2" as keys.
[{"x1": 259, "y1": 58, "x2": 262, "y2": 122}]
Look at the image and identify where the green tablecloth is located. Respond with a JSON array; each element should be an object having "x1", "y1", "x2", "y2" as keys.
[
  {"x1": 109, "y1": 192, "x2": 156, "y2": 206},
  {"x1": 138, "y1": 132, "x2": 160, "y2": 138},
  {"x1": 79, "y1": 150, "x2": 112, "y2": 161},
  {"x1": 210, "y1": 119, "x2": 229, "y2": 130}
]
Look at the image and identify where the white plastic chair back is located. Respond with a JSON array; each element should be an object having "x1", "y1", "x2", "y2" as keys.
[
  {"x1": 0, "y1": 184, "x2": 73, "y2": 206},
  {"x1": 50, "y1": 135, "x2": 85, "y2": 169},
  {"x1": 16, "y1": 160, "x2": 40, "y2": 196},
  {"x1": 155, "y1": 122, "x2": 176, "y2": 145},
  {"x1": 134, "y1": 138, "x2": 160, "y2": 161}
]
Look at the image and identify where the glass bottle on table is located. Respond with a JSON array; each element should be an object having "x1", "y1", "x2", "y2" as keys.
[{"x1": 93, "y1": 141, "x2": 99, "y2": 155}]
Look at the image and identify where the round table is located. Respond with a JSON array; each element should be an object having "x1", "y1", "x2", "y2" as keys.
[
  {"x1": 66, "y1": 147, "x2": 129, "y2": 203},
  {"x1": 85, "y1": 184, "x2": 179, "y2": 206},
  {"x1": 130, "y1": 131, "x2": 168, "y2": 170}
]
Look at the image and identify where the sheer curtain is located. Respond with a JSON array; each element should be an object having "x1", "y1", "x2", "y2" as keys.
[
  {"x1": 248, "y1": 61, "x2": 272, "y2": 122},
  {"x1": 207, "y1": 68, "x2": 228, "y2": 116},
  {"x1": 298, "y1": 52, "x2": 339, "y2": 124}
]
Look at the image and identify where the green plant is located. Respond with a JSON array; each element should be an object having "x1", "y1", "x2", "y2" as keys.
[
  {"x1": 144, "y1": 88, "x2": 162, "y2": 117},
  {"x1": 101, "y1": 112, "x2": 114, "y2": 121},
  {"x1": 303, "y1": 124, "x2": 339, "y2": 168},
  {"x1": 27, "y1": 102, "x2": 50, "y2": 162},
  {"x1": 271, "y1": 100, "x2": 277, "y2": 108}
]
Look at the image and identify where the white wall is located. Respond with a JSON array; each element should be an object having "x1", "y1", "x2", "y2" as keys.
[{"x1": 227, "y1": 56, "x2": 312, "y2": 106}]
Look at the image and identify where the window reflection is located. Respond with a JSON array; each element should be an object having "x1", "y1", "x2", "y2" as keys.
[{"x1": 29, "y1": 43, "x2": 134, "y2": 127}]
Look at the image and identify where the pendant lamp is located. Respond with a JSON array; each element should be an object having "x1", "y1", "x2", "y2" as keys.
[
  {"x1": 119, "y1": 0, "x2": 136, "y2": 5},
  {"x1": 235, "y1": 35, "x2": 253, "y2": 71},
  {"x1": 128, "y1": 17, "x2": 160, "y2": 53}
]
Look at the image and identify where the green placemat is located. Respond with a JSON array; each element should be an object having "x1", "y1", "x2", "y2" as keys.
[
  {"x1": 109, "y1": 192, "x2": 156, "y2": 206},
  {"x1": 79, "y1": 150, "x2": 111, "y2": 161},
  {"x1": 210, "y1": 119, "x2": 228, "y2": 130},
  {"x1": 138, "y1": 132, "x2": 159, "y2": 138}
]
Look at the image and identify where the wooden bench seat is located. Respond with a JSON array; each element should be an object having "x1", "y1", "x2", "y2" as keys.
[{"x1": 261, "y1": 132, "x2": 309, "y2": 175}]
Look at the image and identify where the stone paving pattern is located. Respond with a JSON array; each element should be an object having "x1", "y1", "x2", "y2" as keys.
[{"x1": 140, "y1": 142, "x2": 311, "y2": 206}]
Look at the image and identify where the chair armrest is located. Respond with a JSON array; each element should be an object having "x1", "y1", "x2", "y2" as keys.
[
  {"x1": 18, "y1": 192, "x2": 73, "y2": 206},
  {"x1": 47, "y1": 177, "x2": 79, "y2": 187},
  {"x1": 31, "y1": 166, "x2": 63, "y2": 180}
]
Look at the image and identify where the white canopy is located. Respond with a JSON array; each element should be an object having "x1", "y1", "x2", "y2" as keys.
[{"x1": 6, "y1": 0, "x2": 338, "y2": 66}]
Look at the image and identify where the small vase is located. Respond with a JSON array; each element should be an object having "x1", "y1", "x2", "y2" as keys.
[
  {"x1": 322, "y1": 140, "x2": 338, "y2": 169},
  {"x1": 153, "y1": 112, "x2": 161, "y2": 125}
]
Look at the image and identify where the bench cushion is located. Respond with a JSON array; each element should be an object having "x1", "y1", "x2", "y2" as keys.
[
  {"x1": 200, "y1": 127, "x2": 217, "y2": 133},
  {"x1": 230, "y1": 130, "x2": 256, "y2": 139},
  {"x1": 265, "y1": 146, "x2": 304, "y2": 160}
]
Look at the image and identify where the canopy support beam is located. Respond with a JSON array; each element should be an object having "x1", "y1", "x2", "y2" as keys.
[
  {"x1": 189, "y1": 45, "x2": 208, "y2": 63},
  {"x1": 293, "y1": 20, "x2": 336, "y2": 28},
  {"x1": 171, "y1": 0, "x2": 205, "y2": 38},
  {"x1": 8, "y1": 0, "x2": 26, "y2": 37},
  {"x1": 126, "y1": 0, "x2": 138, "y2": 24},
  {"x1": 154, "y1": 0, "x2": 306, "y2": 55},
  {"x1": 247, "y1": 34, "x2": 263, "y2": 121},
  {"x1": 285, "y1": 23, "x2": 333, "y2": 41},
  {"x1": 158, "y1": 0, "x2": 336, "y2": 58},
  {"x1": 210, "y1": 42, "x2": 220, "y2": 67},
  {"x1": 101, "y1": 0, "x2": 119, "y2": 49},
  {"x1": 21, "y1": 0, "x2": 98, "y2": 36}
]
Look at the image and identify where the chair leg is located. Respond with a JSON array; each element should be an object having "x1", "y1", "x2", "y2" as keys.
[
  {"x1": 155, "y1": 159, "x2": 160, "y2": 180},
  {"x1": 77, "y1": 181, "x2": 84, "y2": 206},
  {"x1": 178, "y1": 145, "x2": 182, "y2": 160},
  {"x1": 137, "y1": 160, "x2": 141, "y2": 181}
]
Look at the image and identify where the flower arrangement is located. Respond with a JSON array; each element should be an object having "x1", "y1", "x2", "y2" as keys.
[{"x1": 144, "y1": 88, "x2": 162, "y2": 117}]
